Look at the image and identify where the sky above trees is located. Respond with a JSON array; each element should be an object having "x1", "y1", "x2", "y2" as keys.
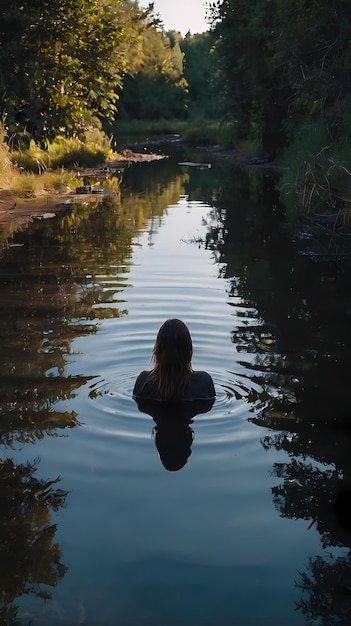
[{"x1": 141, "y1": 0, "x2": 209, "y2": 35}]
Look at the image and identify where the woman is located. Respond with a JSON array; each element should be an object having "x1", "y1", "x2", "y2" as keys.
[{"x1": 133, "y1": 318, "x2": 215, "y2": 402}]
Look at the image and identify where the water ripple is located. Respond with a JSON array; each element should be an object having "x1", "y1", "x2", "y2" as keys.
[{"x1": 84, "y1": 365, "x2": 273, "y2": 447}]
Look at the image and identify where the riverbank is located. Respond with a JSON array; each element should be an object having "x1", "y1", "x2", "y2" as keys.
[
  {"x1": 200, "y1": 145, "x2": 272, "y2": 167},
  {"x1": 0, "y1": 150, "x2": 166, "y2": 232},
  {"x1": 0, "y1": 144, "x2": 268, "y2": 232}
]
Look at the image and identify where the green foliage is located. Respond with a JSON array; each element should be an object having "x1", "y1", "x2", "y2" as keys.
[
  {"x1": 0, "y1": 0, "x2": 218, "y2": 140},
  {"x1": 209, "y1": 0, "x2": 351, "y2": 215},
  {"x1": 180, "y1": 32, "x2": 221, "y2": 119},
  {"x1": 0, "y1": 0, "x2": 148, "y2": 142},
  {"x1": 209, "y1": 0, "x2": 278, "y2": 153},
  {"x1": 117, "y1": 27, "x2": 222, "y2": 123},
  {"x1": 279, "y1": 124, "x2": 351, "y2": 224},
  {"x1": 0, "y1": 120, "x2": 113, "y2": 199},
  {"x1": 10, "y1": 131, "x2": 111, "y2": 170},
  {"x1": 210, "y1": 0, "x2": 351, "y2": 148},
  {"x1": 47, "y1": 135, "x2": 111, "y2": 168},
  {"x1": 117, "y1": 27, "x2": 188, "y2": 120},
  {"x1": 0, "y1": 124, "x2": 16, "y2": 188}
]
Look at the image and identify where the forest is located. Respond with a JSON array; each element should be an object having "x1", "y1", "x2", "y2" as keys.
[
  {"x1": 1, "y1": 5, "x2": 351, "y2": 624},
  {"x1": 1, "y1": 0, "x2": 351, "y2": 225}
]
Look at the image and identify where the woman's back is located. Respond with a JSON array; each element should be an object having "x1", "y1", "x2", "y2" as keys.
[{"x1": 133, "y1": 369, "x2": 215, "y2": 401}]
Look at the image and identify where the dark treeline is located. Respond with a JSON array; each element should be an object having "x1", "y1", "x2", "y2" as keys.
[
  {"x1": 209, "y1": 0, "x2": 351, "y2": 224},
  {"x1": 1, "y1": 0, "x2": 351, "y2": 222}
]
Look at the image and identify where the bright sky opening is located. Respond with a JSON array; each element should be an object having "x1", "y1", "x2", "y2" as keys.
[{"x1": 142, "y1": 0, "x2": 210, "y2": 35}]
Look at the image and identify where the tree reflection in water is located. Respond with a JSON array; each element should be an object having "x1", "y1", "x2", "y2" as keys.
[
  {"x1": 0, "y1": 458, "x2": 68, "y2": 623},
  {"x1": 230, "y1": 328, "x2": 351, "y2": 624},
  {"x1": 235, "y1": 331, "x2": 351, "y2": 624},
  {"x1": 135, "y1": 398, "x2": 215, "y2": 471},
  {"x1": 203, "y1": 172, "x2": 351, "y2": 625},
  {"x1": 296, "y1": 553, "x2": 351, "y2": 625},
  {"x1": 251, "y1": 400, "x2": 351, "y2": 626},
  {"x1": 0, "y1": 166, "x2": 191, "y2": 620}
]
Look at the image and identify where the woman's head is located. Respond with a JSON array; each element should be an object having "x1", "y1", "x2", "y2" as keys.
[
  {"x1": 144, "y1": 319, "x2": 193, "y2": 401},
  {"x1": 153, "y1": 318, "x2": 193, "y2": 370}
]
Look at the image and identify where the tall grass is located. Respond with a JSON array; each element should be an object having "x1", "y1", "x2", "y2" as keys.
[
  {"x1": 10, "y1": 128, "x2": 113, "y2": 172},
  {"x1": 9, "y1": 170, "x2": 81, "y2": 198},
  {"x1": 0, "y1": 124, "x2": 17, "y2": 191},
  {"x1": 0, "y1": 124, "x2": 115, "y2": 198},
  {"x1": 279, "y1": 122, "x2": 351, "y2": 227}
]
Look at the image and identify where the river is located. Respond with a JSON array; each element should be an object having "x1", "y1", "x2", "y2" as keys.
[{"x1": 1, "y1": 139, "x2": 350, "y2": 625}]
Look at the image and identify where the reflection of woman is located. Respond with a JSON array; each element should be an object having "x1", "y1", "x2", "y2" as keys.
[
  {"x1": 136, "y1": 398, "x2": 215, "y2": 471},
  {"x1": 133, "y1": 318, "x2": 215, "y2": 401},
  {"x1": 133, "y1": 319, "x2": 215, "y2": 470}
]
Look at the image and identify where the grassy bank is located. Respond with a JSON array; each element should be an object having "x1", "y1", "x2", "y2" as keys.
[
  {"x1": 278, "y1": 126, "x2": 351, "y2": 232},
  {"x1": 0, "y1": 126, "x2": 114, "y2": 199},
  {"x1": 0, "y1": 119, "x2": 240, "y2": 200}
]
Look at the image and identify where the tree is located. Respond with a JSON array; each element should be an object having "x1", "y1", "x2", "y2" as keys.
[
  {"x1": 180, "y1": 32, "x2": 221, "y2": 119},
  {"x1": 0, "y1": 0, "x2": 147, "y2": 142},
  {"x1": 117, "y1": 26, "x2": 188, "y2": 120},
  {"x1": 209, "y1": 0, "x2": 351, "y2": 158},
  {"x1": 209, "y1": 0, "x2": 278, "y2": 151}
]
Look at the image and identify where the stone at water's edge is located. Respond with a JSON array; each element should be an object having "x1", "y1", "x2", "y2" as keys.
[{"x1": 178, "y1": 161, "x2": 211, "y2": 168}]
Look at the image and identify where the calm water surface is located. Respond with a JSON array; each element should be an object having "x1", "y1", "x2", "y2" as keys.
[{"x1": 1, "y1": 143, "x2": 351, "y2": 625}]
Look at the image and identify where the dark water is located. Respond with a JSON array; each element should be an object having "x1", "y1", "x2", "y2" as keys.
[{"x1": 1, "y1": 141, "x2": 351, "y2": 626}]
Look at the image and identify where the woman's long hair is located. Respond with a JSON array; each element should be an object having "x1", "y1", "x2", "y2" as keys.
[{"x1": 142, "y1": 319, "x2": 193, "y2": 401}]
